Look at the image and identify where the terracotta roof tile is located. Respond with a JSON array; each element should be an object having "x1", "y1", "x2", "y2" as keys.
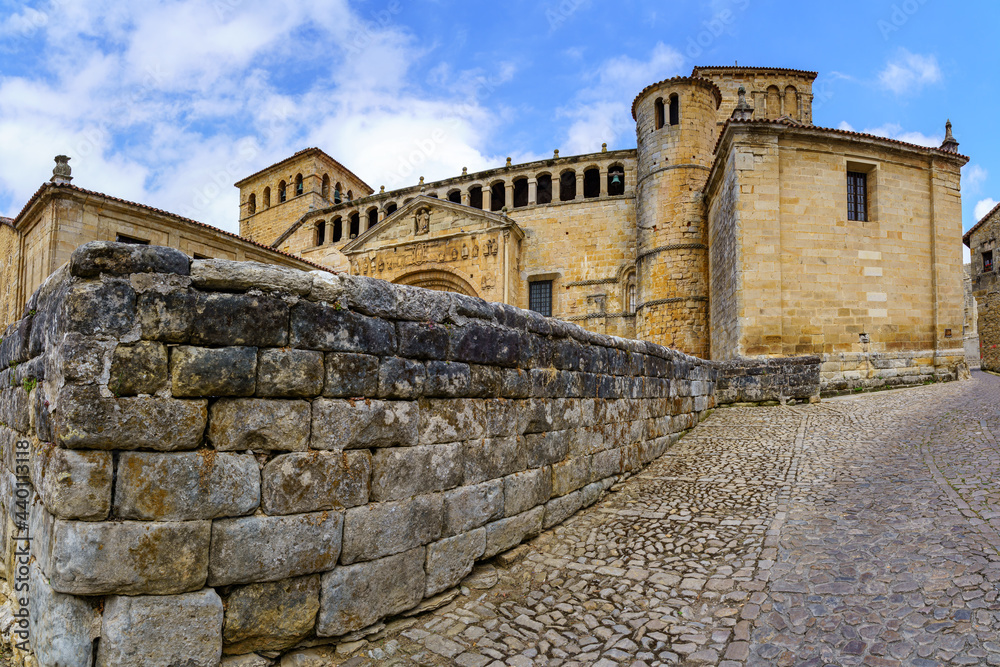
[{"x1": 964, "y1": 200, "x2": 1000, "y2": 245}]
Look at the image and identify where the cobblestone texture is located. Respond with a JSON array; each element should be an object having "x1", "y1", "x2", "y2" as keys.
[{"x1": 337, "y1": 374, "x2": 1000, "y2": 666}]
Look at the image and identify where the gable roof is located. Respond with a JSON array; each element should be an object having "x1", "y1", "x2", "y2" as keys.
[
  {"x1": 964, "y1": 201, "x2": 1000, "y2": 246},
  {"x1": 234, "y1": 147, "x2": 374, "y2": 195},
  {"x1": 0, "y1": 216, "x2": 14, "y2": 230}
]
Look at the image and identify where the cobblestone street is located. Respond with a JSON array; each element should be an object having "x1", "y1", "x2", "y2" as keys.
[{"x1": 329, "y1": 373, "x2": 1000, "y2": 667}]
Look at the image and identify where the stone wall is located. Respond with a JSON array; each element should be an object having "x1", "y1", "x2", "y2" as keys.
[
  {"x1": 715, "y1": 356, "x2": 821, "y2": 405},
  {"x1": 979, "y1": 292, "x2": 1000, "y2": 373},
  {"x1": 0, "y1": 242, "x2": 748, "y2": 666}
]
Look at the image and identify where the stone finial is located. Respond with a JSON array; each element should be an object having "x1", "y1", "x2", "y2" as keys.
[
  {"x1": 553, "y1": 149, "x2": 560, "y2": 159},
  {"x1": 601, "y1": 143, "x2": 608, "y2": 153},
  {"x1": 731, "y1": 86, "x2": 754, "y2": 121},
  {"x1": 506, "y1": 157, "x2": 512, "y2": 167},
  {"x1": 51, "y1": 155, "x2": 73, "y2": 184},
  {"x1": 380, "y1": 185, "x2": 385, "y2": 193},
  {"x1": 462, "y1": 167, "x2": 468, "y2": 176},
  {"x1": 940, "y1": 119, "x2": 960, "y2": 153}
]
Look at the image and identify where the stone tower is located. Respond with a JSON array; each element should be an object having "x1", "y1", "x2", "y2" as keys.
[{"x1": 632, "y1": 76, "x2": 720, "y2": 357}]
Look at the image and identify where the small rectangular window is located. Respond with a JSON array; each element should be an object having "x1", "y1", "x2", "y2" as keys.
[
  {"x1": 984, "y1": 251, "x2": 994, "y2": 273},
  {"x1": 847, "y1": 171, "x2": 868, "y2": 222},
  {"x1": 529, "y1": 281, "x2": 553, "y2": 317},
  {"x1": 116, "y1": 234, "x2": 149, "y2": 245}
]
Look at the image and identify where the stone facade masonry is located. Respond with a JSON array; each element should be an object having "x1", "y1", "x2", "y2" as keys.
[{"x1": 0, "y1": 242, "x2": 820, "y2": 666}]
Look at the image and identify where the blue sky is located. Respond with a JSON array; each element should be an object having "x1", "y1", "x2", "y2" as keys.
[{"x1": 0, "y1": 0, "x2": 995, "y2": 256}]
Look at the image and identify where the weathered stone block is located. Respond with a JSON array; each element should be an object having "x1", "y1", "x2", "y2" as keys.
[
  {"x1": 312, "y1": 399, "x2": 417, "y2": 449},
  {"x1": 290, "y1": 301, "x2": 396, "y2": 355},
  {"x1": 223, "y1": 575, "x2": 320, "y2": 655},
  {"x1": 543, "y1": 489, "x2": 583, "y2": 529},
  {"x1": 190, "y1": 293, "x2": 290, "y2": 347},
  {"x1": 524, "y1": 430, "x2": 570, "y2": 468},
  {"x1": 424, "y1": 361, "x2": 471, "y2": 397},
  {"x1": 29, "y1": 562, "x2": 96, "y2": 667},
  {"x1": 115, "y1": 451, "x2": 260, "y2": 521},
  {"x1": 370, "y1": 444, "x2": 462, "y2": 502},
  {"x1": 397, "y1": 320, "x2": 450, "y2": 360},
  {"x1": 442, "y1": 480, "x2": 503, "y2": 536},
  {"x1": 70, "y1": 241, "x2": 190, "y2": 278},
  {"x1": 171, "y1": 346, "x2": 257, "y2": 397},
  {"x1": 61, "y1": 278, "x2": 136, "y2": 337},
  {"x1": 58, "y1": 333, "x2": 113, "y2": 383},
  {"x1": 341, "y1": 494, "x2": 443, "y2": 564},
  {"x1": 257, "y1": 348, "x2": 324, "y2": 398},
  {"x1": 392, "y1": 284, "x2": 453, "y2": 322},
  {"x1": 567, "y1": 425, "x2": 604, "y2": 457},
  {"x1": 323, "y1": 352, "x2": 379, "y2": 397},
  {"x1": 97, "y1": 588, "x2": 223, "y2": 667},
  {"x1": 470, "y1": 365, "x2": 530, "y2": 398},
  {"x1": 31, "y1": 441, "x2": 112, "y2": 520},
  {"x1": 591, "y1": 447, "x2": 624, "y2": 481},
  {"x1": 262, "y1": 450, "x2": 370, "y2": 515},
  {"x1": 210, "y1": 398, "x2": 311, "y2": 452},
  {"x1": 317, "y1": 548, "x2": 426, "y2": 637},
  {"x1": 463, "y1": 437, "x2": 525, "y2": 485},
  {"x1": 340, "y1": 274, "x2": 399, "y2": 318},
  {"x1": 452, "y1": 322, "x2": 521, "y2": 367},
  {"x1": 55, "y1": 385, "x2": 207, "y2": 451},
  {"x1": 482, "y1": 398, "x2": 521, "y2": 437},
  {"x1": 425, "y1": 528, "x2": 486, "y2": 597},
  {"x1": 418, "y1": 398, "x2": 484, "y2": 445},
  {"x1": 137, "y1": 289, "x2": 199, "y2": 342},
  {"x1": 581, "y1": 479, "x2": 609, "y2": 507},
  {"x1": 551, "y1": 456, "x2": 591, "y2": 497},
  {"x1": 208, "y1": 512, "x2": 344, "y2": 586},
  {"x1": 378, "y1": 357, "x2": 426, "y2": 398},
  {"x1": 191, "y1": 259, "x2": 314, "y2": 295},
  {"x1": 503, "y1": 467, "x2": 552, "y2": 517},
  {"x1": 308, "y1": 270, "x2": 343, "y2": 302},
  {"x1": 483, "y1": 506, "x2": 544, "y2": 559},
  {"x1": 109, "y1": 341, "x2": 168, "y2": 396}
]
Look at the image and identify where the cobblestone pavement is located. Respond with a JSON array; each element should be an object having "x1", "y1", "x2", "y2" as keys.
[{"x1": 332, "y1": 373, "x2": 1000, "y2": 667}]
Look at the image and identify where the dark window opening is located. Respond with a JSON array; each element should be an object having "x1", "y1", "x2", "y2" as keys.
[
  {"x1": 427, "y1": 193, "x2": 438, "y2": 199},
  {"x1": 655, "y1": 98, "x2": 665, "y2": 130},
  {"x1": 367, "y1": 208, "x2": 379, "y2": 229},
  {"x1": 332, "y1": 218, "x2": 343, "y2": 243},
  {"x1": 248, "y1": 193, "x2": 256, "y2": 215},
  {"x1": 560, "y1": 172, "x2": 576, "y2": 201},
  {"x1": 334, "y1": 182, "x2": 343, "y2": 204},
  {"x1": 847, "y1": 171, "x2": 868, "y2": 222},
  {"x1": 985, "y1": 250, "x2": 994, "y2": 273},
  {"x1": 349, "y1": 212, "x2": 360, "y2": 238},
  {"x1": 316, "y1": 221, "x2": 326, "y2": 246},
  {"x1": 385, "y1": 202, "x2": 398, "y2": 216},
  {"x1": 263, "y1": 187, "x2": 271, "y2": 208},
  {"x1": 608, "y1": 167, "x2": 625, "y2": 196},
  {"x1": 347, "y1": 190, "x2": 353, "y2": 201},
  {"x1": 295, "y1": 174, "x2": 304, "y2": 196},
  {"x1": 669, "y1": 94, "x2": 679, "y2": 126},
  {"x1": 322, "y1": 174, "x2": 330, "y2": 199},
  {"x1": 583, "y1": 168, "x2": 600, "y2": 199},
  {"x1": 279, "y1": 180, "x2": 287, "y2": 203},
  {"x1": 513, "y1": 178, "x2": 529, "y2": 208},
  {"x1": 193, "y1": 253, "x2": 211, "y2": 260},
  {"x1": 469, "y1": 186, "x2": 483, "y2": 209},
  {"x1": 116, "y1": 234, "x2": 149, "y2": 245},
  {"x1": 491, "y1": 182, "x2": 505, "y2": 211},
  {"x1": 537, "y1": 174, "x2": 552, "y2": 204},
  {"x1": 448, "y1": 190, "x2": 461, "y2": 203},
  {"x1": 529, "y1": 281, "x2": 553, "y2": 318}
]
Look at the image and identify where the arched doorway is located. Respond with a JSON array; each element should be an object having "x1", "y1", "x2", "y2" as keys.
[{"x1": 393, "y1": 270, "x2": 480, "y2": 298}]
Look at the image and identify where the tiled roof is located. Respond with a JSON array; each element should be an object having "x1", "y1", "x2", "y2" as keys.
[
  {"x1": 233, "y1": 147, "x2": 374, "y2": 195},
  {"x1": 964, "y1": 200, "x2": 1000, "y2": 245},
  {"x1": 11, "y1": 182, "x2": 330, "y2": 271},
  {"x1": 692, "y1": 65, "x2": 818, "y2": 79},
  {"x1": 0, "y1": 216, "x2": 14, "y2": 230},
  {"x1": 631, "y1": 76, "x2": 722, "y2": 120}
]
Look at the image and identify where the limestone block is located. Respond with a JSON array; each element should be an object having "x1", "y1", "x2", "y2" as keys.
[
  {"x1": 317, "y1": 548, "x2": 426, "y2": 637},
  {"x1": 58, "y1": 333, "x2": 113, "y2": 383},
  {"x1": 208, "y1": 512, "x2": 344, "y2": 586},
  {"x1": 261, "y1": 450, "x2": 370, "y2": 515},
  {"x1": 392, "y1": 283, "x2": 452, "y2": 323},
  {"x1": 279, "y1": 648, "x2": 337, "y2": 666},
  {"x1": 378, "y1": 357, "x2": 426, "y2": 399},
  {"x1": 503, "y1": 467, "x2": 553, "y2": 517},
  {"x1": 97, "y1": 588, "x2": 223, "y2": 667},
  {"x1": 290, "y1": 301, "x2": 396, "y2": 355},
  {"x1": 190, "y1": 259, "x2": 313, "y2": 295},
  {"x1": 29, "y1": 562, "x2": 97, "y2": 667},
  {"x1": 524, "y1": 430, "x2": 570, "y2": 468},
  {"x1": 425, "y1": 528, "x2": 486, "y2": 597},
  {"x1": 189, "y1": 293, "x2": 289, "y2": 347},
  {"x1": 70, "y1": 241, "x2": 190, "y2": 277},
  {"x1": 452, "y1": 321, "x2": 521, "y2": 367},
  {"x1": 418, "y1": 399, "x2": 484, "y2": 445},
  {"x1": 323, "y1": 352, "x2": 378, "y2": 398},
  {"x1": 109, "y1": 341, "x2": 168, "y2": 396},
  {"x1": 463, "y1": 437, "x2": 526, "y2": 485},
  {"x1": 521, "y1": 398, "x2": 555, "y2": 434},
  {"x1": 552, "y1": 456, "x2": 591, "y2": 497},
  {"x1": 31, "y1": 440, "x2": 112, "y2": 520},
  {"x1": 543, "y1": 489, "x2": 584, "y2": 529},
  {"x1": 424, "y1": 361, "x2": 471, "y2": 397},
  {"x1": 308, "y1": 270, "x2": 343, "y2": 302},
  {"x1": 115, "y1": 451, "x2": 260, "y2": 521},
  {"x1": 311, "y1": 399, "x2": 417, "y2": 449},
  {"x1": 370, "y1": 444, "x2": 463, "y2": 502},
  {"x1": 54, "y1": 385, "x2": 207, "y2": 451},
  {"x1": 210, "y1": 398, "x2": 311, "y2": 452},
  {"x1": 137, "y1": 289, "x2": 199, "y2": 343},
  {"x1": 397, "y1": 320, "x2": 450, "y2": 360},
  {"x1": 482, "y1": 398, "x2": 521, "y2": 437},
  {"x1": 469, "y1": 366, "x2": 531, "y2": 399},
  {"x1": 442, "y1": 480, "x2": 503, "y2": 536},
  {"x1": 340, "y1": 274, "x2": 399, "y2": 318},
  {"x1": 256, "y1": 348, "x2": 324, "y2": 398},
  {"x1": 60, "y1": 278, "x2": 136, "y2": 337},
  {"x1": 223, "y1": 655, "x2": 274, "y2": 667},
  {"x1": 581, "y1": 480, "x2": 607, "y2": 507},
  {"x1": 341, "y1": 494, "x2": 443, "y2": 564},
  {"x1": 483, "y1": 506, "x2": 544, "y2": 559},
  {"x1": 35, "y1": 509, "x2": 210, "y2": 595},
  {"x1": 223, "y1": 575, "x2": 320, "y2": 655},
  {"x1": 171, "y1": 346, "x2": 258, "y2": 397}
]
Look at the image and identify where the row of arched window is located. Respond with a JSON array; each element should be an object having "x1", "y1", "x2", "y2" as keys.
[
  {"x1": 654, "y1": 94, "x2": 680, "y2": 130},
  {"x1": 764, "y1": 85, "x2": 799, "y2": 119},
  {"x1": 247, "y1": 173, "x2": 353, "y2": 216}
]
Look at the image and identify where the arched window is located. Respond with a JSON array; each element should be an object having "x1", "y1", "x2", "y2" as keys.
[
  {"x1": 513, "y1": 178, "x2": 529, "y2": 208},
  {"x1": 332, "y1": 217, "x2": 343, "y2": 243},
  {"x1": 367, "y1": 207, "x2": 378, "y2": 229},
  {"x1": 655, "y1": 98, "x2": 665, "y2": 130},
  {"x1": 469, "y1": 186, "x2": 483, "y2": 209},
  {"x1": 427, "y1": 192, "x2": 439, "y2": 199},
  {"x1": 295, "y1": 174, "x2": 304, "y2": 196},
  {"x1": 248, "y1": 193, "x2": 256, "y2": 215},
  {"x1": 322, "y1": 174, "x2": 330, "y2": 199},
  {"x1": 536, "y1": 174, "x2": 552, "y2": 204},
  {"x1": 279, "y1": 180, "x2": 287, "y2": 203},
  {"x1": 625, "y1": 274, "x2": 636, "y2": 314},
  {"x1": 263, "y1": 187, "x2": 271, "y2": 208},
  {"x1": 608, "y1": 165, "x2": 625, "y2": 197},
  {"x1": 385, "y1": 202, "x2": 398, "y2": 215},
  {"x1": 349, "y1": 212, "x2": 360, "y2": 238},
  {"x1": 766, "y1": 86, "x2": 780, "y2": 117},
  {"x1": 316, "y1": 220, "x2": 326, "y2": 246},
  {"x1": 784, "y1": 85, "x2": 797, "y2": 119},
  {"x1": 583, "y1": 168, "x2": 600, "y2": 199},
  {"x1": 669, "y1": 94, "x2": 679, "y2": 126},
  {"x1": 448, "y1": 190, "x2": 461, "y2": 203},
  {"x1": 347, "y1": 190, "x2": 353, "y2": 201},
  {"x1": 560, "y1": 171, "x2": 576, "y2": 201},
  {"x1": 334, "y1": 182, "x2": 343, "y2": 204},
  {"x1": 490, "y1": 182, "x2": 505, "y2": 211}
]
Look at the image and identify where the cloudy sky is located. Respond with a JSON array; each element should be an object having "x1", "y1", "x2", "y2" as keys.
[{"x1": 0, "y1": 0, "x2": 995, "y2": 249}]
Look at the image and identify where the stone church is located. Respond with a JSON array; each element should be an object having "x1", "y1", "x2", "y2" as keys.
[{"x1": 1, "y1": 66, "x2": 970, "y2": 391}]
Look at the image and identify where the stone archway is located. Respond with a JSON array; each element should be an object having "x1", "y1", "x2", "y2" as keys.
[{"x1": 393, "y1": 270, "x2": 480, "y2": 298}]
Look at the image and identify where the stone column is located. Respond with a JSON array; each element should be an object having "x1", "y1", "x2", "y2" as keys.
[
  {"x1": 378, "y1": 209, "x2": 385, "y2": 223},
  {"x1": 576, "y1": 173, "x2": 584, "y2": 201},
  {"x1": 505, "y1": 182, "x2": 514, "y2": 209},
  {"x1": 599, "y1": 168, "x2": 608, "y2": 197},
  {"x1": 482, "y1": 187, "x2": 492, "y2": 211},
  {"x1": 528, "y1": 178, "x2": 537, "y2": 206},
  {"x1": 552, "y1": 175, "x2": 561, "y2": 202},
  {"x1": 461, "y1": 191, "x2": 470, "y2": 206}
]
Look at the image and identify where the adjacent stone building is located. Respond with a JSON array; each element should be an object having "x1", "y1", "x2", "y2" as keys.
[{"x1": 964, "y1": 202, "x2": 1000, "y2": 370}]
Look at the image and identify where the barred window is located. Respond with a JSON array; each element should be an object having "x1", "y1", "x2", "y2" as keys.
[
  {"x1": 529, "y1": 281, "x2": 553, "y2": 317},
  {"x1": 984, "y1": 251, "x2": 994, "y2": 273},
  {"x1": 847, "y1": 171, "x2": 868, "y2": 222}
]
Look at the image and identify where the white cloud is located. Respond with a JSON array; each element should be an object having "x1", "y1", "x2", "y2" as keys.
[
  {"x1": 964, "y1": 164, "x2": 988, "y2": 194},
  {"x1": 878, "y1": 50, "x2": 942, "y2": 95},
  {"x1": 858, "y1": 123, "x2": 941, "y2": 148},
  {"x1": 975, "y1": 198, "x2": 998, "y2": 222},
  {"x1": 838, "y1": 121, "x2": 855, "y2": 132}
]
